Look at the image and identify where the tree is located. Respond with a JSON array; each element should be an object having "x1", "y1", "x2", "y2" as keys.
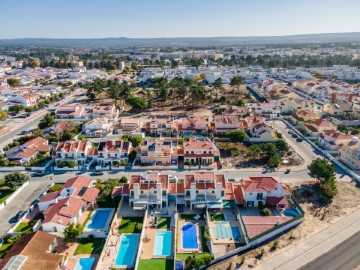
[
  {"x1": 213, "y1": 77, "x2": 223, "y2": 91},
  {"x1": 64, "y1": 223, "x2": 83, "y2": 242},
  {"x1": 0, "y1": 155, "x2": 9, "y2": 167},
  {"x1": 126, "y1": 96, "x2": 147, "y2": 110},
  {"x1": 236, "y1": 99, "x2": 246, "y2": 106},
  {"x1": 4, "y1": 172, "x2": 29, "y2": 189},
  {"x1": 230, "y1": 76, "x2": 243, "y2": 90},
  {"x1": 0, "y1": 110, "x2": 7, "y2": 121},
  {"x1": 226, "y1": 130, "x2": 247, "y2": 142},
  {"x1": 33, "y1": 128, "x2": 43, "y2": 137},
  {"x1": 9, "y1": 104, "x2": 24, "y2": 114},
  {"x1": 128, "y1": 150, "x2": 137, "y2": 163},
  {"x1": 247, "y1": 145, "x2": 261, "y2": 159},
  {"x1": 276, "y1": 140, "x2": 289, "y2": 153},
  {"x1": 119, "y1": 176, "x2": 128, "y2": 184},
  {"x1": 38, "y1": 113, "x2": 56, "y2": 129},
  {"x1": 308, "y1": 158, "x2": 336, "y2": 185},
  {"x1": 185, "y1": 253, "x2": 213, "y2": 270},
  {"x1": 7, "y1": 78, "x2": 21, "y2": 86},
  {"x1": 146, "y1": 89, "x2": 153, "y2": 108},
  {"x1": 308, "y1": 158, "x2": 337, "y2": 198},
  {"x1": 129, "y1": 136, "x2": 143, "y2": 147},
  {"x1": 267, "y1": 154, "x2": 282, "y2": 167},
  {"x1": 60, "y1": 129, "x2": 73, "y2": 141}
]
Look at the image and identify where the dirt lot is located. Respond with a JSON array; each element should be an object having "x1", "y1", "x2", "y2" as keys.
[
  {"x1": 208, "y1": 180, "x2": 360, "y2": 270},
  {"x1": 218, "y1": 142, "x2": 304, "y2": 170}
]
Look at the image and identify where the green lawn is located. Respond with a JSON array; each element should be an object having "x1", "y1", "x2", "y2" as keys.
[
  {"x1": 0, "y1": 187, "x2": 15, "y2": 204},
  {"x1": 179, "y1": 214, "x2": 204, "y2": 221},
  {"x1": 138, "y1": 259, "x2": 174, "y2": 270},
  {"x1": 118, "y1": 217, "x2": 144, "y2": 234},
  {"x1": 210, "y1": 214, "x2": 225, "y2": 221},
  {"x1": 74, "y1": 238, "x2": 106, "y2": 255},
  {"x1": 47, "y1": 183, "x2": 63, "y2": 193},
  {"x1": 14, "y1": 220, "x2": 37, "y2": 233},
  {"x1": 0, "y1": 243, "x2": 12, "y2": 259},
  {"x1": 157, "y1": 217, "x2": 171, "y2": 229}
]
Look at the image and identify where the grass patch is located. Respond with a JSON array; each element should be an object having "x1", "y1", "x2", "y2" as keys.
[
  {"x1": 118, "y1": 217, "x2": 143, "y2": 234},
  {"x1": 157, "y1": 217, "x2": 171, "y2": 229},
  {"x1": 179, "y1": 214, "x2": 204, "y2": 221},
  {"x1": 14, "y1": 220, "x2": 37, "y2": 233},
  {"x1": 74, "y1": 237, "x2": 106, "y2": 255},
  {"x1": 47, "y1": 183, "x2": 63, "y2": 193},
  {"x1": 210, "y1": 214, "x2": 225, "y2": 221},
  {"x1": 200, "y1": 226, "x2": 210, "y2": 253},
  {"x1": 0, "y1": 243, "x2": 12, "y2": 259},
  {"x1": 138, "y1": 259, "x2": 174, "y2": 270},
  {"x1": 0, "y1": 187, "x2": 15, "y2": 204}
]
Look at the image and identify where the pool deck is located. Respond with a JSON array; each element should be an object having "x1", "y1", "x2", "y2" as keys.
[
  {"x1": 177, "y1": 219, "x2": 204, "y2": 254},
  {"x1": 140, "y1": 216, "x2": 174, "y2": 259}
]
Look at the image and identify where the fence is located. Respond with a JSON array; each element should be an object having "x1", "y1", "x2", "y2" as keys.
[
  {"x1": 0, "y1": 167, "x2": 25, "y2": 172},
  {"x1": 0, "y1": 181, "x2": 29, "y2": 211},
  {"x1": 133, "y1": 208, "x2": 148, "y2": 270}
]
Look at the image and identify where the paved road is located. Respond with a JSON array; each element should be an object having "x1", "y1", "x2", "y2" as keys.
[
  {"x1": 0, "y1": 88, "x2": 85, "y2": 149},
  {"x1": 0, "y1": 178, "x2": 52, "y2": 236},
  {"x1": 300, "y1": 231, "x2": 360, "y2": 270}
]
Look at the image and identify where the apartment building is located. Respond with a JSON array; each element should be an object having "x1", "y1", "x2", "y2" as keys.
[
  {"x1": 212, "y1": 113, "x2": 247, "y2": 135},
  {"x1": 145, "y1": 116, "x2": 177, "y2": 135},
  {"x1": 82, "y1": 117, "x2": 112, "y2": 137},
  {"x1": 55, "y1": 104, "x2": 119, "y2": 122},
  {"x1": 280, "y1": 97, "x2": 315, "y2": 113},
  {"x1": 97, "y1": 140, "x2": 130, "y2": 166},
  {"x1": 303, "y1": 119, "x2": 337, "y2": 137},
  {"x1": 247, "y1": 102, "x2": 280, "y2": 119},
  {"x1": 113, "y1": 117, "x2": 141, "y2": 134},
  {"x1": 53, "y1": 140, "x2": 96, "y2": 166},
  {"x1": 178, "y1": 115, "x2": 209, "y2": 136}
]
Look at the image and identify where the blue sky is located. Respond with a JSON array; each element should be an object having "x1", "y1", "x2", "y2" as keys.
[{"x1": 2, "y1": 0, "x2": 360, "y2": 38}]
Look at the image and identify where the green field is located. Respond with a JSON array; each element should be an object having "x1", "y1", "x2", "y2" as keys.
[
  {"x1": 157, "y1": 217, "x2": 171, "y2": 229},
  {"x1": 138, "y1": 259, "x2": 174, "y2": 270},
  {"x1": 118, "y1": 217, "x2": 144, "y2": 234},
  {"x1": 74, "y1": 238, "x2": 106, "y2": 255}
]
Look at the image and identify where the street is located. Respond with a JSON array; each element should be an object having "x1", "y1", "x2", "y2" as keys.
[
  {"x1": 0, "y1": 88, "x2": 85, "y2": 149},
  {"x1": 300, "y1": 231, "x2": 360, "y2": 270}
]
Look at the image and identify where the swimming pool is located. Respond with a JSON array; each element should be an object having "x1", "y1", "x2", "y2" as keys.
[
  {"x1": 213, "y1": 225, "x2": 241, "y2": 240},
  {"x1": 182, "y1": 223, "x2": 198, "y2": 249},
  {"x1": 115, "y1": 234, "x2": 140, "y2": 267},
  {"x1": 154, "y1": 231, "x2": 172, "y2": 256},
  {"x1": 85, "y1": 208, "x2": 114, "y2": 230},
  {"x1": 75, "y1": 257, "x2": 95, "y2": 270},
  {"x1": 283, "y1": 209, "x2": 299, "y2": 217}
]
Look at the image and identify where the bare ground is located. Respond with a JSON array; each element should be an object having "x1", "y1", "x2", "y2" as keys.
[
  {"x1": 208, "y1": 180, "x2": 360, "y2": 270},
  {"x1": 218, "y1": 142, "x2": 304, "y2": 170}
]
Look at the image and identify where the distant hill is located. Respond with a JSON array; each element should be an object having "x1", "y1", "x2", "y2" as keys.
[{"x1": 1, "y1": 32, "x2": 360, "y2": 48}]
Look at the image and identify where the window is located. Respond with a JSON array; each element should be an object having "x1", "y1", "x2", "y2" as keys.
[
  {"x1": 186, "y1": 190, "x2": 190, "y2": 196},
  {"x1": 162, "y1": 190, "x2": 166, "y2": 196},
  {"x1": 141, "y1": 191, "x2": 144, "y2": 194},
  {"x1": 154, "y1": 191, "x2": 157, "y2": 194},
  {"x1": 257, "y1": 193, "x2": 263, "y2": 200},
  {"x1": 196, "y1": 190, "x2": 199, "y2": 194},
  {"x1": 212, "y1": 190, "x2": 215, "y2": 194}
]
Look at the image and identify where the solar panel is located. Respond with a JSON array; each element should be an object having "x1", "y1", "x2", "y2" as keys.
[{"x1": 3, "y1": 255, "x2": 28, "y2": 270}]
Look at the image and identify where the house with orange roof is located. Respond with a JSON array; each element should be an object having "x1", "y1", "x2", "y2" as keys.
[
  {"x1": 5, "y1": 137, "x2": 50, "y2": 164},
  {"x1": 38, "y1": 175, "x2": 99, "y2": 211},
  {"x1": 179, "y1": 135, "x2": 220, "y2": 166},
  {"x1": 279, "y1": 97, "x2": 315, "y2": 113},
  {"x1": 97, "y1": 139, "x2": 131, "y2": 167},
  {"x1": 183, "y1": 172, "x2": 226, "y2": 210},
  {"x1": 55, "y1": 104, "x2": 119, "y2": 122},
  {"x1": 122, "y1": 172, "x2": 170, "y2": 210},
  {"x1": 219, "y1": 105, "x2": 250, "y2": 117},
  {"x1": 318, "y1": 130, "x2": 353, "y2": 150},
  {"x1": 40, "y1": 176, "x2": 99, "y2": 235},
  {"x1": 234, "y1": 176, "x2": 291, "y2": 209},
  {"x1": 247, "y1": 102, "x2": 280, "y2": 119},
  {"x1": 245, "y1": 116, "x2": 275, "y2": 141},
  {"x1": 303, "y1": 118, "x2": 337, "y2": 137},
  {"x1": 212, "y1": 113, "x2": 247, "y2": 134},
  {"x1": 0, "y1": 231, "x2": 64, "y2": 270},
  {"x1": 290, "y1": 110, "x2": 319, "y2": 126},
  {"x1": 53, "y1": 140, "x2": 96, "y2": 166},
  {"x1": 178, "y1": 114, "x2": 209, "y2": 136}
]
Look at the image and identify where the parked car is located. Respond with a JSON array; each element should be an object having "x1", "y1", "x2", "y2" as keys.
[
  {"x1": 292, "y1": 134, "x2": 298, "y2": 138},
  {"x1": 10, "y1": 211, "x2": 27, "y2": 223},
  {"x1": 285, "y1": 169, "x2": 291, "y2": 174},
  {"x1": 296, "y1": 138, "x2": 304, "y2": 142},
  {"x1": 288, "y1": 130, "x2": 293, "y2": 135},
  {"x1": 92, "y1": 171, "x2": 104, "y2": 176}
]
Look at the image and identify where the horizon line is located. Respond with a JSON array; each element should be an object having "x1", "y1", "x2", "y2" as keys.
[{"x1": 0, "y1": 31, "x2": 359, "y2": 40}]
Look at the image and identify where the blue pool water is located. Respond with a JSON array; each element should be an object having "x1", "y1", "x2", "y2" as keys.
[
  {"x1": 283, "y1": 209, "x2": 299, "y2": 217},
  {"x1": 86, "y1": 209, "x2": 113, "y2": 230},
  {"x1": 213, "y1": 225, "x2": 241, "y2": 240},
  {"x1": 75, "y1": 257, "x2": 95, "y2": 270},
  {"x1": 154, "y1": 231, "x2": 172, "y2": 256},
  {"x1": 115, "y1": 234, "x2": 140, "y2": 266},
  {"x1": 182, "y1": 223, "x2": 198, "y2": 249}
]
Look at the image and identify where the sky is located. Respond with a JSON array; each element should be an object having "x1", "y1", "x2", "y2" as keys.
[{"x1": 2, "y1": 0, "x2": 360, "y2": 39}]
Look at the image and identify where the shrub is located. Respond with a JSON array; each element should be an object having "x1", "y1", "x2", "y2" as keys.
[{"x1": 260, "y1": 207, "x2": 272, "y2": 216}]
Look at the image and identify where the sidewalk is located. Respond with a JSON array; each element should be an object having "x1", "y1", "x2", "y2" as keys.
[{"x1": 254, "y1": 209, "x2": 360, "y2": 270}]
